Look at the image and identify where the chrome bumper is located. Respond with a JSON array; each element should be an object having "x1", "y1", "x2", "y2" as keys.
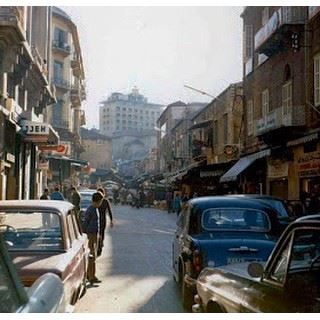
[{"x1": 184, "y1": 274, "x2": 197, "y2": 288}]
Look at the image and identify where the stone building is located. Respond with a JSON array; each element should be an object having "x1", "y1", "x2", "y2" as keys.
[
  {"x1": 0, "y1": 6, "x2": 58, "y2": 199},
  {"x1": 99, "y1": 87, "x2": 163, "y2": 137},
  {"x1": 221, "y1": 6, "x2": 320, "y2": 200},
  {"x1": 80, "y1": 127, "x2": 112, "y2": 170},
  {"x1": 45, "y1": 6, "x2": 86, "y2": 187}
]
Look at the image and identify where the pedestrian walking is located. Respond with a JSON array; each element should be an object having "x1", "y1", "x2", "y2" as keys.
[
  {"x1": 82, "y1": 192, "x2": 104, "y2": 286},
  {"x1": 40, "y1": 188, "x2": 50, "y2": 200},
  {"x1": 173, "y1": 193, "x2": 182, "y2": 217},
  {"x1": 165, "y1": 189, "x2": 173, "y2": 213},
  {"x1": 40, "y1": 188, "x2": 51, "y2": 226},
  {"x1": 70, "y1": 186, "x2": 81, "y2": 219},
  {"x1": 50, "y1": 186, "x2": 65, "y2": 201},
  {"x1": 96, "y1": 187, "x2": 114, "y2": 257}
]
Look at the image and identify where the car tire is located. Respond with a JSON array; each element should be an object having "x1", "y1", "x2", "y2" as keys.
[{"x1": 182, "y1": 278, "x2": 193, "y2": 311}]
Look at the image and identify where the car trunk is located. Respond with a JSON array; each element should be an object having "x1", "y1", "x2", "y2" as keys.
[{"x1": 193, "y1": 232, "x2": 277, "y2": 268}]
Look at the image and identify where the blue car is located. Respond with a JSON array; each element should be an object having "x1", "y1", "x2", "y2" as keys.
[{"x1": 172, "y1": 196, "x2": 287, "y2": 310}]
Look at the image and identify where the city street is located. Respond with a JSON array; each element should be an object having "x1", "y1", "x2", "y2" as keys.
[{"x1": 75, "y1": 204, "x2": 185, "y2": 313}]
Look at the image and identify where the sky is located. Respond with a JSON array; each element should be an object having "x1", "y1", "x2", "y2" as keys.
[{"x1": 62, "y1": 6, "x2": 243, "y2": 129}]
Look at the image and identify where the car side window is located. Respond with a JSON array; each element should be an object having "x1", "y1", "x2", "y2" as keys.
[
  {"x1": 0, "y1": 252, "x2": 22, "y2": 312},
  {"x1": 269, "y1": 236, "x2": 292, "y2": 284},
  {"x1": 67, "y1": 212, "x2": 76, "y2": 243},
  {"x1": 71, "y1": 210, "x2": 80, "y2": 238}
]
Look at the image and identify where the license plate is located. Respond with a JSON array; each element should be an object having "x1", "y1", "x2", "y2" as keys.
[{"x1": 227, "y1": 257, "x2": 245, "y2": 264}]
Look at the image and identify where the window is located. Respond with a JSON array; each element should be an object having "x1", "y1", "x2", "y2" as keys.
[
  {"x1": 243, "y1": 25, "x2": 253, "y2": 60},
  {"x1": 282, "y1": 81, "x2": 292, "y2": 115},
  {"x1": 223, "y1": 114, "x2": 228, "y2": 144},
  {"x1": 201, "y1": 208, "x2": 270, "y2": 232},
  {"x1": 213, "y1": 120, "x2": 218, "y2": 145},
  {"x1": 314, "y1": 55, "x2": 320, "y2": 107},
  {"x1": 53, "y1": 60, "x2": 63, "y2": 80},
  {"x1": 247, "y1": 100, "x2": 254, "y2": 136},
  {"x1": 262, "y1": 89, "x2": 269, "y2": 118},
  {"x1": 54, "y1": 27, "x2": 67, "y2": 45}
]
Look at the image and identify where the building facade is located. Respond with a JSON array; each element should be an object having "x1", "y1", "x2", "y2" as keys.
[
  {"x1": 45, "y1": 6, "x2": 86, "y2": 187},
  {"x1": 99, "y1": 87, "x2": 163, "y2": 136},
  {"x1": 80, "y1": 127, "x2": 112, "y2": 170},
  {"x1": 221, "y1": 6, "x2": 320, "y2": 201},
  {"x1": 0, "y1": 6, "x2": 58, "y2": 200}
]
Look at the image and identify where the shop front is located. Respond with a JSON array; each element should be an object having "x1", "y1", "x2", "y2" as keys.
[{"x1": 266, "y1": 158, "x2": 289, "y2": 199}]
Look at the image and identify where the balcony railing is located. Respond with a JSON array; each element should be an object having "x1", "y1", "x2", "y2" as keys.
[
  {"x1": 52, "y1": 40, "x2": 71, "y2": 55},
  {"x1": 52, "y1": 77, "x2": 70, "y2": 90},
  {"x1": 0, "y1": 6, "x2": 26, "y2": 39},
  {"x1": 254, "y1": 7, "x2": 307, "y2": 55},
  {"x1": 256, "y1": 105, "x2": 305, "y2": 135}
]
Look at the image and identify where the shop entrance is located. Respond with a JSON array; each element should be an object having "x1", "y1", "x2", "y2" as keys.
[{"x1": 270, "y1": 179, "x2": 288, "y2": 199}]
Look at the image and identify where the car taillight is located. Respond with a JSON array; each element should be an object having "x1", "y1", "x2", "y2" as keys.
[{"x1": 193, "y1": 249, "x2": 202, "y2": 274}]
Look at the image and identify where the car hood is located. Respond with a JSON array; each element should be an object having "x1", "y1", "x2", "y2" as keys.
[
  {"x1": 192, "y1": 233, "x2": 276, "y2": 267},
  {"x1": 9, "y1": 252, "x2": 69, "y2": 286}
]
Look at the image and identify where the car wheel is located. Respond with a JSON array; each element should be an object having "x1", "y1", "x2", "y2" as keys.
[{"x1": 182, "y1": 278, "x2": 194, "y2": 311}]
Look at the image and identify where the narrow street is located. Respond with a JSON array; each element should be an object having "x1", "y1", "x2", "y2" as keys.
[{"x1": 75, "y1": 204, "x2": 185, "y2": 313}]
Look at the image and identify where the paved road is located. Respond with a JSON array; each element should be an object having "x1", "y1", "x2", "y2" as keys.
[{"x1": 75, "y1": 204, "x2": 185, "y2": 313}]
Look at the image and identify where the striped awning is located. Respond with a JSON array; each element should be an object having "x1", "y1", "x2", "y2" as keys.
[
  {"x1": 287, "y1": 133, "x2": 319, "y2": 147},
  {"x1": 220, "y1": 149, "x2": 271, "y2": 183}
]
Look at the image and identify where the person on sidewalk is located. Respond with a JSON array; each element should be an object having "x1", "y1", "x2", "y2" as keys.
[
  {"x1": 82, "y1": 192, "x2": 104, "y2": 286},
  {"x1": 40, "y1": 188, "x2": 51, "y2": 226},
  {"x1": 70, "y1": 186, "x2": 81, "y2": 219},
  {"x1": 165, "y1": 189, "x2": 173, "y2": 213},
  {"x1": 50, "y1": 186, "x2": 65, "y2": 201},
  {"x1": 97, "y1": 187, "x2": 114, "y2": 257}
]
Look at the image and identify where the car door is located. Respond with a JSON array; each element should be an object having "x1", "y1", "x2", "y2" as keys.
[{"x1": 172, "y1": 206, "x2": 190, "y2": 274}]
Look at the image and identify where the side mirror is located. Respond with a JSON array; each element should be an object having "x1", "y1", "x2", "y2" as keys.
[{"x1": 247, "y1": 262, "x2": 264, "y2": 278}]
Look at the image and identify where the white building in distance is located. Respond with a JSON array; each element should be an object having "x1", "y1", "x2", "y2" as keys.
[{"x1": 99, "y1": 87, "x2": 163, "y2": 136}]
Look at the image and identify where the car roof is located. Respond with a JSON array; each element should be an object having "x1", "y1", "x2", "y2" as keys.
[
  {"x1": 189, "y1": 196, "x2": 278, "y2": 212},
  {"x1": 296, "y1": 214, "x2": 320, "y2": 222},
  {"x1": 0, "y1": 200, "x2": 74, "y2": 214},
  {"x1": 225, "y1": 194, "x2": 284, "y2": 202}
]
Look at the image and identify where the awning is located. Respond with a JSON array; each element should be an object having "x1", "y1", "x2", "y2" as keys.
[
  {"x1": 188, "y1": 120, "x2": 212, "y2": 130},
  {"x1": 167, "y1": 161, "x2": 204, "y2": 183},
  {"x1": 47, "y1": 155, "x2": 88, "y2": 167},
  {"x1": 220, "y1": 149, "x2": 271, "y2": 183},
  {"x1": 287, "y1": 132, "x2": 319, "y2": 147}
]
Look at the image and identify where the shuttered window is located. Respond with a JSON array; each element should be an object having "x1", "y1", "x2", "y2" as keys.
[
  {"x1": 314, "y1": 55, "x2": 320, "y2": 107},
  {"x1": 247, "y1": 100, "x2": 253, "y2": 136},
  {"x1": 282, "y1": 81, "x2": 292, "y2": 115}
]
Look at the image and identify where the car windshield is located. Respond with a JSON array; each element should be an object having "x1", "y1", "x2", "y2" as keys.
[
  {"x1": 201, "y1": 208, "x2": 270, "y2": 232},
  {"x1": 0, "y1": 210, "x2": 63, "y2": 251}
]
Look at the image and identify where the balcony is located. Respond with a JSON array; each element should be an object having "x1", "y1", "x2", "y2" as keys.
[
  {"x1": 0, "y1": 6, "x2": 26, "y2": 41},
  {"x1": 70, "y1": 85, "x2": 81, "y2": 107},
  {"x1": 256, "y1": 106, "x2": 306, "y2": 143},
  {"x1": 52, "y1": 40, "x2": 71, "y2": 56},
  {"x1": 254, "y1": 7, "x2": 307, "y2": 56},
  {"x1": 52, "y1": 78, "x2": 70, "y2": 91}
]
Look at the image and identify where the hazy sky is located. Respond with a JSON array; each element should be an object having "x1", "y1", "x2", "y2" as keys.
[{"x1": 62, "y1": 6, "x2": 243, "y2": 128}]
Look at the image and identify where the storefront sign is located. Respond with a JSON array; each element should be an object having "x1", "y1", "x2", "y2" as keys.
[
  {"x1": 6, "y1": 153, "x2": 15, "y2": 163},
  {"x1": 298, "y1": 151, "x2": 320, "y2": 177},
  {"x1": 21, "y1": 120, "x2": 50, "y2": 135},
  {"x1": 200, "y1": 170, "x2": 224, "y2": 178},
  {"x1": 267, "y1": 160, "x2": 288, "y2": 179},
  {"x1": 51, "y1": 141, "x2": 71, "y2": 156}
]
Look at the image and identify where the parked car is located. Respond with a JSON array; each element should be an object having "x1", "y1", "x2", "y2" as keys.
[
  {"x1": 80, "y1": 189, "x2": 96, "y2": 211},
  {"x1": 0, "y1": 234, "x2": 66, "y2": 312},
  {"x1": 193, "y1": 218, "x2": 320, "y2": 312},
  {"x1": 0, "y1": 200, "x2": 89, "y2": 306},
  {"x1": 172, "y1": 196, "x2": 284, "y2": 309}
]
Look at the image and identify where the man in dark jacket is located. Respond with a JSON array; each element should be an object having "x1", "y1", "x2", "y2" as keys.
[
  {"x1": 97, "y1": 187, "x2": 113, "y2": 257},
  {"x1": 83, "y1": 192, "x2": 104, "y2": 285},
  {"x1": 70, "y1": 186, "x2": 81, "y2": 219}
]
